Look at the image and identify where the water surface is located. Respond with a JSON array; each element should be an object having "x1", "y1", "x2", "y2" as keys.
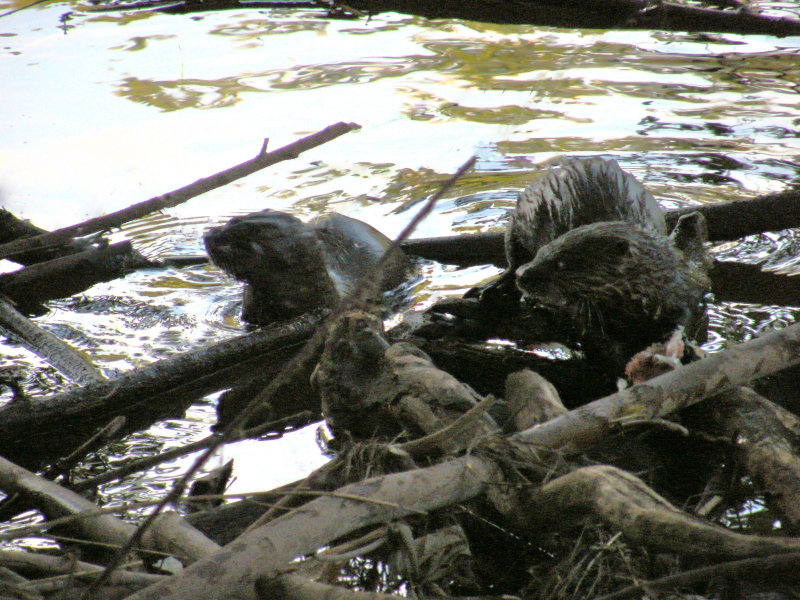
[{"x1": 1, "y1": 2, "x2": 800, "y2": 517}]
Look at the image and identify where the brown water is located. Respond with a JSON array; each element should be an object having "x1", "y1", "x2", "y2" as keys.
[{"x1": 1, "y1": 1, "x2": 800, "y2": 523}]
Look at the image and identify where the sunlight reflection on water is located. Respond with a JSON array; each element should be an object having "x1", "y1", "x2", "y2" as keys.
[{"x1": 1, "y1": 3, "x2": 800, "y2": 511}]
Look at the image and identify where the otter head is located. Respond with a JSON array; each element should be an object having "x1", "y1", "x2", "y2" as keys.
[
  {"x1": 514, "y1": 221, "x2": 685, "y2": 340},
  {"x1": 204, "y1": 210, "x2": 340, "y2": 325}
]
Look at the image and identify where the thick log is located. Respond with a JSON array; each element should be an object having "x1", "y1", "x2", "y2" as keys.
[
  {"x1": 400, "y1": 190, "x2": 800, "y2": 267},
  {"x1": 710, "y1": 260, "x2": 800, "y2": 306},
  {"x1": 667, "y1": 189, "x2": 800, "y2": 242},
  {"x1": 0, "y1": 311, "x2": 325, "y2": 468},
  {"x1": 137, "y1": 0, "x2": 800, "y2": 36},
  {"x1": 0, "y1": 241, "x2": 153, "y2": 314},
  {"x1": 494, "y1": 464, "x2": 800, "y2": 556}
]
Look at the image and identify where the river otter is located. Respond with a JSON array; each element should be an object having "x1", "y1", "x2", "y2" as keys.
[
  {"x1": 204, "y1": 210, "x2": 410, "y2": 326},
  {"x1": 483, "y1": 157, "x2": 710, "y2": 362},
  {"x1": 515, "y1": 220, "x2": 709, "y2": 356},
  {"x1": 482, "y1": 158, "x2": 667, "y2": 304}
]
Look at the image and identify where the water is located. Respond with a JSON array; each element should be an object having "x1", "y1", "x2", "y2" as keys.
[{"x1": 1, "y1": 1, "x2": 800, "y2": 516}]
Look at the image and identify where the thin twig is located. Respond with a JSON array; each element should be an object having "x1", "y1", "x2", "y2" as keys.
[
  {"x1": 83, "y1": 155, "x2": 477, "y2": 597},
  {"x1": 70, "y1": 411, "x2": 312, "y2": 493},
  {"x1": 0, "y1": 122, "x2": 360, "y2": 261}
]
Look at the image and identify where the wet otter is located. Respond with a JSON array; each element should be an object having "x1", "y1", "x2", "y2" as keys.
[
  {"x1": 485, "y1": 157, "x2": 710, "y2": 362},
  {"x1": 204, "y1": 210, "x2": 410, "y2": 326},
  {"x1": 506, "y1": 157, "x2": 667, "y2": 272},
  {"x1": 516, "y1": 220, "x2": 709, "y2": 356}
]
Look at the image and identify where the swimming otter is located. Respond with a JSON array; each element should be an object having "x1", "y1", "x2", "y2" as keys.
[
  {"x1": 483, "y1": 157, "x2": 710, "y2": 362},
  {"x1": 204, "y1": 210, "x2": 410, "y2": 326}
]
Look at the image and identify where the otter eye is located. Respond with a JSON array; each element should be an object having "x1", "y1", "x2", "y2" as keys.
[{"x1": 557, "y1": 260, "x2": 566, "y2": 271}]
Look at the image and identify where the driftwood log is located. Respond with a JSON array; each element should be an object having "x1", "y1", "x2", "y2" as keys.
[
  {"x1": 117, "y1": 316, "x2": 800, "y2": 600},
  {"x1": 102, "y1": 0, "x2": 800, "y2": 37},
  {"x1": 0, "y1": 310, "x2": 326, "y2": 468}
]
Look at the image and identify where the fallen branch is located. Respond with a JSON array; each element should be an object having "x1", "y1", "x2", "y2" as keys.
[
  {"x1": 494, "y1": 464, "x2": 800, "y2": 556},
  {"x1": 0, "y1": 310, "x2": 326, "y2": 468},
  {"x1": 597, "y1": 551, "x2": 800, "y2": 600},
  {"x1": 711, "y1": 260, "x2": 800, "y2": 306},
  {"x1": 0, "y1": 549, "x2": 164, "y2": 589},
  {"x1": 0, "y1": 454, "x2": 219, "y2": 567},
  {"x1": 0, "y1": 122, "x2": 361, "y2": 261},
  {"x1": 123, "y1": 456, "x2": 500, "y2": 600},
  {"x1": 0, "y1": 455, "x2": 136, "y2": 554},
  {"x1": 400, "y1": 189, "x2": 800, "y2": 266},
  {"x1": 515, "y1": 320, "x2": 800, "y2": 451},
  {"x1": 692, "y1": 387, "x2": 800, "y2": 526},
  {"x1": 0, "y1": 240, "x2": 154, "y2": 313},
  {"x1": 667, "y1": 188, "x2": 800, "y2": 242},
  {"x1": 0, "y1": 298, "x2": 104, "y2": 386},
  {"x1": 0, "y1": 209, "x2": 94, "y2": 266}
]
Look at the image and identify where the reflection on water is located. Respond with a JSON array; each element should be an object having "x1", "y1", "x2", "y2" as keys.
[{"x1": 1, "y1": 3, "x2": 800, "y2": 513}]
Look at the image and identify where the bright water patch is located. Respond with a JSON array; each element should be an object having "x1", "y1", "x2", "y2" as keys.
[{"x1": 1, "y1": 3, "x2": 799, "y2": 516}]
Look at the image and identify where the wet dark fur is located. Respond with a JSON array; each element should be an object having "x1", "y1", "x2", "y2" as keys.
[
  {"x1": 515, "y1": 221, "x2": 708, "y2": 353},
  {"x1": 481, "y1": 157, "x2": 709, "y2": 363},
  {"x1": 506, "y1": 157, "x2": 666, "y2": 277},
  {"x1": 480, "y1": 158, "x2": 667, "y2": 306},
  {"x1": 204, "y1": 210, "x2": 409, "y2": 325}
]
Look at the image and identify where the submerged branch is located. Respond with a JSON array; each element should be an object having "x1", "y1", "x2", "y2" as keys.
[{"x1": 0, "y1": 298, "x2": 104, "y2": 386}]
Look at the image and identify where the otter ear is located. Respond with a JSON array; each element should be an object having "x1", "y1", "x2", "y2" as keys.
[{"x1": 604, "y1": 236, "x2": 631, "y2": 256}]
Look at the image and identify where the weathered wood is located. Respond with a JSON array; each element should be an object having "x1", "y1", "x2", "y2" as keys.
[
  {"x1": 493, "y1": 464, "x2": 800, "y2": 556},
  {"x1": 0, "y1": 298, "x2": 104, "y2": 385},
  {"x1": 0, "y1": 240, "x2": 153, "y2": 314},
  {"x1": 0, "y1": 123, "x2": 361, "y2": 262},
  {"x1": 0, "y1": 549, "x2": 165, "y2": 588},
  {"x1": 0, "y1": 311, "x2": 325, "y2": 468},
  {"x1": 516, "y1": 320, "x2": 800, "y2": 451},
  {"x1": 0, "y1": 455, "x2": 136, "y2": 552},
  {"x1": 123, "y1": 457, "x2": 500, "y2": 600},
  {"x1": 0, "y1": 455, "x2": 217, "y2": 571},
  {"x1": 691, "y1": 387, "x2": 800, "y2": 526}
]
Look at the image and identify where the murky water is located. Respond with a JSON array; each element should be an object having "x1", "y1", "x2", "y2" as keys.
[{"x1": 1, "y1": 1, "x2": 800, "y2": 519}]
